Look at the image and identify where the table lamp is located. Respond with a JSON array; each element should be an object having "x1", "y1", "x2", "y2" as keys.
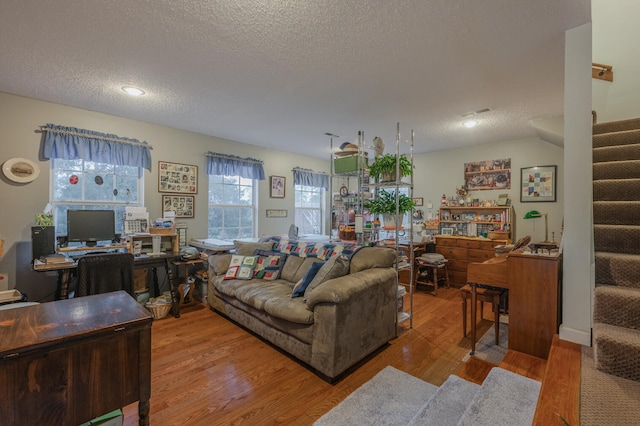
[{"x1": 523, "y1": 210, "x2": 550, "y2": 243}]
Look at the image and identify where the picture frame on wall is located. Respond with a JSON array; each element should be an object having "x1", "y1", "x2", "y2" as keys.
[
  {"x1": 412, "y1": 197, "x2": 424, "y2": 207},
  {"x1": 162, "y1": 194, "x2": 195, "y2": 218},
  {"x1": 520, "y1": 165, "x2": 557, "y2": 202},
  {"x1": 270, "y1": 176, "x2": 286, "y2": 198},
  {"x1": 158, "y1": 161, "x2": 198, "y2": 194}
]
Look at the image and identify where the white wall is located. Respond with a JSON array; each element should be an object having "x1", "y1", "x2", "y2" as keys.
[
  {"x1": 412, "y1": 137, "x2": 564, "y2": 244},
  {"x1": 561, "y1": 22, "x2": 593, "y2": 346},
  {"x1": 0, "y1": 92, "x2": 328, "y2": 300},
  {"x1": 592, "y1": 0, "x2": 640, "y2": 121}
]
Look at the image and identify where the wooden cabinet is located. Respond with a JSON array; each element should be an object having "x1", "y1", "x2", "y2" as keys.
[
  {"x1": 435, "y1": 236, "x2": 507, "y2": 287},
  {"x1": 439, "y1": 206, "x2": 515, "y2": 241},
  {"x1": 508, "y1": 252, "x2": 561, "y2": 359},
  {"x1": 0, "y1": 291, "x2": 152, "y2": 425}
]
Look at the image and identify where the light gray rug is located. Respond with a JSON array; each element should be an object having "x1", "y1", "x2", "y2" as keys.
[
  {"x1": 407, "y1": 374, "x2": 480, "y2": 425},
  {"x1": 458, "y1": 367, "x2": 541, "y2": 425},
  {"x1": 462, "y1": 323, "x2": 508, "y2": 365},
  {"x1": 313, "y1": 366, "x2": 437, "y2": 426}
]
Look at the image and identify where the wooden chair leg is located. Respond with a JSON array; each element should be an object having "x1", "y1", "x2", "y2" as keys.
[
  {"x1": 462, "y1": 293, "x2": 467, "y2": 337},
  {"x1": 493, "y1": 295, "x2": 500, "y2": 345},
  {"x1": 433, "y1": 267, "x2": 438, "y2": 296}
]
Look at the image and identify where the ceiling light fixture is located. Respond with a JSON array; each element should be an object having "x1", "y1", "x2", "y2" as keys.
[
  {"x1": 463, "y1": 119, "x2": 479, "y2": 128},
  {"x1": 121, "y1": 86, "x2": 145, "y2": 96}
]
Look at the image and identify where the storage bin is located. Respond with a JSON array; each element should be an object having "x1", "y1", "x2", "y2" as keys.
[{"x1": 334, "y1": 153, "x2": 368, "y2": 174}]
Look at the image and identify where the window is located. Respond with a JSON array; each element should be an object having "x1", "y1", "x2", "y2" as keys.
[
  {"x1": 295, "y1": 184, "x2": 325, "y2": 235},
  {"x1": 208, "y1": 175, "x2": 256, "y2": 239},
  {"x1": 51, "y1": 158, "x2": 143, "y2": 237}
]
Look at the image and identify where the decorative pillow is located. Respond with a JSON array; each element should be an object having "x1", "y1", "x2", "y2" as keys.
[
  {"x1": 253, "y1": 249, "x2": 287, "y2": 280},
  {"x1": 303, "y1": 254, "x2": 350, "y2": 299},
  {"x1": 224, "y1": 255, "x2": 258, "y2": 280},
  {"x1": 234, "y1": 240, "x2": 274, "y2": 256},
  {"x1": 291, "y1": 261, "x2": 325, "y2": 298}
]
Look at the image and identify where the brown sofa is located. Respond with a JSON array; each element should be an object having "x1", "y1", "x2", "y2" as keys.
[{"x1": 207, "y1": 240, "x2": 397, "y2": 381}]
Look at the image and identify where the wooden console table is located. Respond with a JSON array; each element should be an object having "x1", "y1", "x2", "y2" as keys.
[{"x1": 0, "y1": 291, "x2": 153, "y2": 425}]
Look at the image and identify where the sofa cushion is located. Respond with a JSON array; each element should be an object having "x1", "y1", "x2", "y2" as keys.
[
  {"x1": 253, "y1": 250, "x2": 286, "y2": 280},
  {"x1": 303, "y1": 254, "x2": 350, "y2": 299},
  {"x1": 291, "y1": 261, "x2": 325, "y2": 298},
  {"x1": 210, "y1": 253, "x2": 232, "y2": 276},
  {"x1": 280, "y1": 255, "x2": 306, "y2": 282},
  {"x1": 234, "y1": 240, "x2": 274, "y2": 255},
  {"x1": 224, "y1": 255, "x2": 258, "y2": 280}
]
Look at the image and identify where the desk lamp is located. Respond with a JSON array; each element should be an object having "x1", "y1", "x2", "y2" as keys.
[{"x1": 523, "y1": 210, "x2": 550, "y2": 243}]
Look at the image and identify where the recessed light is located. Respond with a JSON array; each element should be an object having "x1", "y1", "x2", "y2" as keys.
[
  {"x1": 463, "y1": 120, "x2": 479, "y2": 128},
  {"x1": 121, "y1": 86, "x2": 145, "y2": 96}
]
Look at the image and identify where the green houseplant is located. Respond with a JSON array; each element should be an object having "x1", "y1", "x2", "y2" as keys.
[
  {"x1": 368, "y1": 154, "x2": 413, "y2": 182},
  {"x1": 365, "y1": 189, "x2": 415, "y2": 228}
]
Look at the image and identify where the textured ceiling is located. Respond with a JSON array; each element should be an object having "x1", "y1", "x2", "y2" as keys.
[{"x1": 0, "y1": 0, "x2": 590, "y2": 158}]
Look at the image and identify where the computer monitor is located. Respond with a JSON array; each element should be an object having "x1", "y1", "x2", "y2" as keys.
[{"x1": 67, "y1": 210, "x2": 116, "y2": 247}]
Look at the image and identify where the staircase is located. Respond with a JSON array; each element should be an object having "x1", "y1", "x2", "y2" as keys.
[{"x1": 592, "y1": 117, "x2": 640, "y2": 382}]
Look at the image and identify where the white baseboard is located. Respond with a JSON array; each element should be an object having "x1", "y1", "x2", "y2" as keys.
[{"x1": 559, "y1": 324, "x2": 592, "y2": 346}]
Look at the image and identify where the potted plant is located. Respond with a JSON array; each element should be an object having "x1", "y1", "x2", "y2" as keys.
[
  {"x1": 365, "y1": 189, "x2": 415, "y2": 228},
  {"x1": 368, "y1": 154, "x2": 413, "y2": 182}
]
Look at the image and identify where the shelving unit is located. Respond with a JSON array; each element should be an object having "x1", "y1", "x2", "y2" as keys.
[
  {"x1": 328, "y1": 124, "x2": 416, "y2": 330},
  {"x1": 438, "y1": 206, "x2": 514, "y2": 241}
]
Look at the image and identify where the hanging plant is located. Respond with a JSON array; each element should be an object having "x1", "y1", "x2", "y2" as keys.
[{"x1": 368, "y1": 154, "x2": 413, "y2": 182}]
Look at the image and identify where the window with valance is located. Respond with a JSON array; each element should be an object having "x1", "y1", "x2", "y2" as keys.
[
  {"x1": 293, "y1": 167, "x2": 328, "y2": 235},
  {"x1": 206, "y1": 152, "x2": 265, "y2": 239}
]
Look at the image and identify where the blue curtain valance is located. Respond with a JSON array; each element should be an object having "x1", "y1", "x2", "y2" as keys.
[
  {"x1": 206, "y1": 152, "x2": 265, "y2": 180},
  {"x1": 41, "y1": 124, "x2": 152, "y2": 170},
  {"x1": 292, "y1": 167, "x2": 329, "y2": 190}
]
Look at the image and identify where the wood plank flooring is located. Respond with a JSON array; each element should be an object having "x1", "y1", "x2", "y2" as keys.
[{"x1": 122, "y1": 287, "x2": 500, "y2": 425}]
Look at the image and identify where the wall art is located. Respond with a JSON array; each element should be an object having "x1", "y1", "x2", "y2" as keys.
[
  {"x1": 521, "y1": 165, "x2": 557, "y2": 202},
  {"x1": 158, "y1": 161, "x2": 198, "y2": 194},
  {"x1": 162, "y1": 194, "x2": 195, "y2": 218}
]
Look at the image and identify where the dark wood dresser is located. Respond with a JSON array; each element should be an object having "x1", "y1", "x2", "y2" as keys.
[{"x1": 0, "y1": 291, "x2": 153, "y2": 425}]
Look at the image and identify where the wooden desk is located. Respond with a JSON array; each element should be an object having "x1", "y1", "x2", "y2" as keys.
[
  {"x1": 0, "y1": 291, "x2": 152, "y2": 425},
  {"x1": 468, "y1": 251, "x2": 561, "y2": 359}
]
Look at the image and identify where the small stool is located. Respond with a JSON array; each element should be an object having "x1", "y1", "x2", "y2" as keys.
[
  {"x1": 414, "y1": 259, "x2": 450, "y2": 296},
  {"x1": 461, "y1": 284, "x2": 507, "y2": 345}
]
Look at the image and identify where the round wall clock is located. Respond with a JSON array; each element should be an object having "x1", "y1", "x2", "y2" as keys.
[
  {"x1": 339, "y1": 185, "x2": 349, "y2": 197},
  {"x1": 2, "y1": 157, "x2": 40, "y2": 183}
]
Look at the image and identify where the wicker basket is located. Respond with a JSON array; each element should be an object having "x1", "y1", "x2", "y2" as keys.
[
  {"x1": 145, "y1": 301, "x2": 171, "y2": 319},
  {"x1": 488, "y1": 231, "x2": 510, "y2": 240}
]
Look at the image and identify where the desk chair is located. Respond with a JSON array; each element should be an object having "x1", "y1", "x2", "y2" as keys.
[
  {"x1": 461, "y1": 285, "x2": 507, "y2": 345},
  {"x1": 76, "y1": 253, "x2": 135, "y2": 297}
]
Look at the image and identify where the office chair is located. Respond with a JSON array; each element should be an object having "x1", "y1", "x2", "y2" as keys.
[{"x1": 76, "y1": 253, "x2": 135, "y2": 297}]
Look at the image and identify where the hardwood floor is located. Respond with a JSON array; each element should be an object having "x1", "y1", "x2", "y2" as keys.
[{"x1": 123, "y1": 286, "x2": 498, "y2": 425}]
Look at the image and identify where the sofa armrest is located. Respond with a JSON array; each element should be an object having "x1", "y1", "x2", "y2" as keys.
[
  {"x1": 305, "y1": 267, "x2": 396, "y2": 309},
  {"x1": 308, "y1": 267, "x2": 397, "y2": 379}
]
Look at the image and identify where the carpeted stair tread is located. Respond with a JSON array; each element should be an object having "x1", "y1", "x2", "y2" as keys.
[
  {"x1": 593, "y1": 178, "x2": 640, "y2": 201},
  {"x1": 594, "y1": 286, "x2": 640, "y2": 330},
  {"x1": 593, "y1": 224, "x2": 640, "y2": 254},
  {"x1": 457, "y1": 367, "x2": 541, "y2": 425},
  {"x1": 593, "y1": 201, "x2": 640, "y2": 225},
  {"x1": 313, "y1": 366, "x2": 438, "y2": 426},
  {"x1": 593, "y1": 159, "x2": 640, "y2": 180},
  {"x1": 407, "y1": 374, "x2": 480, "y2": 425},
  {"x1": 595, "y1": 252, "x2": 640, "y2": 288},
  {"x1": 593, "y1": 143, "x2": 640, "y2": 163},
  {"x1": 593, "y1": 118, "x2": 640, "y2": 135},
  {"x1": 593, "y1": 323, "x2": 640, "y2": 382},
  {"x1": 593, "y1": 129, "x2": 640, "y2": 148}
]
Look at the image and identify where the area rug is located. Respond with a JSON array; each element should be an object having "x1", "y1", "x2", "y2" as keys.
[
  {"x1": 313, "y1": 366, "x2": 437, "y2": 426},
  {"x1": 580, "y1": 345, "x2": 640, "y2": 425},
  {"x1": 461, "y1": 323, "x2": 508, "y2": 365}
]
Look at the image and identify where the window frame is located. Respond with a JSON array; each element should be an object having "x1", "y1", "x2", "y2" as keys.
[
  {"x1": 207, "y1": 174, "x2": 257, "y2": 239},
  {"x1": 294, "y1": 183, "x2": 326, "y2": 236}
]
